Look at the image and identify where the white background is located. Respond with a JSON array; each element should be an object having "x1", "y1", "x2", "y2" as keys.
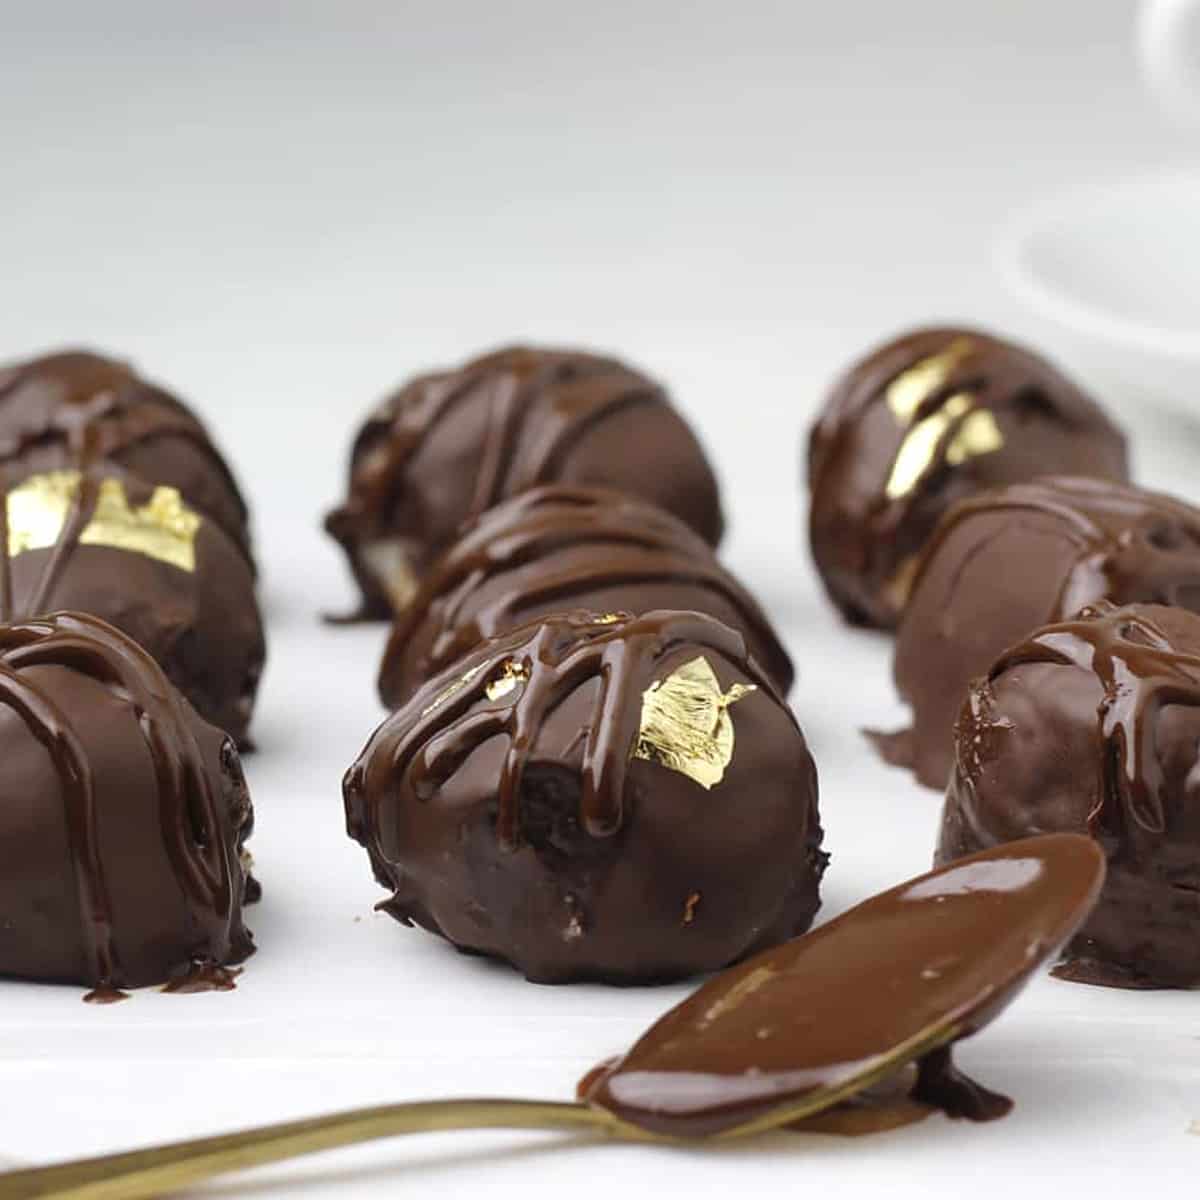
[{"x1": 1, "y1": 1, "x2": 1198, "y2": 1195}]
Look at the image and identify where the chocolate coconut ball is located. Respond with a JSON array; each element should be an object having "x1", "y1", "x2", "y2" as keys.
[
  {"x1": 806, "y1": 327, "x2": 1127, "y2": 629},
  {"x1": 0, "y1": 349, "x2": 252, "y2": 562},
  {"x1": 346, "y1": 610, "x2": 825, "y2": 984},
  {"x1": 883, "y1": 477, "x2": 1200, "y2": 789},
  {"x1": 325, "y1": 346, "x2": 724, "y2": 619},
  {"x1": 377, "y1": 485, "x2": 791, "y2": 707},
  {"x1": 0, "y1": 612, "x2": 256, "y2": 998},
  {"x1": 939, "y1": 602, "x2": 1200, "y2": 990}
]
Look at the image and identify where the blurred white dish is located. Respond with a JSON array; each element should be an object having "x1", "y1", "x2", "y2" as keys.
[{"x1": 997, "y1": 168, "x2": 1200, "y2": 415}]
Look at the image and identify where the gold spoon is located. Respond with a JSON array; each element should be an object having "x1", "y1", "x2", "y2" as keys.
[{"x1": 0, "y1": 834, "x2": 1105, "y2": 1200}]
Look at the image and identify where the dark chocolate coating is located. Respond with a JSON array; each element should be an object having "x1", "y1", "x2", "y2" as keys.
[
  {"x1": 325, "y1": 347, "x2": 724, "y2": 619},
  {"x1": 806, "y1": 327, "x2": 1128, "y2": 629},
  {"x1": 4, "y1": 468, "x2": 265, "y2": 746},
  {"x1": 378, "y1": 485, "x2": 792, "y2": 708},
  {"x1": 940, "y1": 604, "x2": 1200, "y2": 989},
  {"x1": 582, "y1": 835, "x2": 1104, "y2": 1137},
  {"x1": 346, "y1": 610, "x2": 825, "y2": 984},
  {"x1": 0, "y1": 612, "x2": 255, "y2": 996},
  {"x1": 0, "y1": 349, "x2": 252, "y2": 562},
  {"x1": 887, "y1": 477, "x2": 1200, "y2": 789}
]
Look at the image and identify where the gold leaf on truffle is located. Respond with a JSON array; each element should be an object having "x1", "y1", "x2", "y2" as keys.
[
  {"x1": 885, "y1": 337, "x2": 975, "y2": 422},
  {"x1": 634, "y1": 656, "x2": 754, "y2": 789},
  {"x1": 885, "y1": 392, "x2": 1004, "y2": 500},
  {"x1": 7, "y1": 470, "x2": 201, "y2": 572},
  {"x1": 421, "y1": 662, "x2": 486, "y2": 717},
  {"x1": 486, "y1": 658, "x2": 530, "y2": 701}
]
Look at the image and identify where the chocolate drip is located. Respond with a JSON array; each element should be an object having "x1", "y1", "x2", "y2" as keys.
[
  {"x1": 380, "y1": 487, "x2": 791, "y2": 704},
  {"x1": 911, "y1": 1045, "x2": 1012, "y2": 1121},
  {"x1": 356, "y1": 611, "x2": 774, "y2": 851},
  {"x1": 988, "y1": 603, "x2": 1200, "y2": 843},
  {"x1": 580, "y1": 836, "x2": 1103, "y2": 1138}
]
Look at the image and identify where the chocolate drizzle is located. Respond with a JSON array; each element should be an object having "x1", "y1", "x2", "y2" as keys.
[
  {"x1": 580, "y1": 835, "x2": 1104, "y2": 1138},
  {"x1": 355, "y1": 610, "x2": 776, "y2": 850},
  {"x1": 989, "y1": 603, "x2": 1200, "y2": 841},
  {"x1": 0, "y1": 350, "x2": 251, "y2": 560},
  {"x1": 807, "y1": 328, "x2": 1127, "y2": 629},
  {"x1": 325, "y1": 347, "x2": 724, "y2": 619},
  {"x1": 0, "y1": 612, "x2": 246, "y2": 999},
  {"x1": 379, "y1": 486, "x2": 791, "y2": 706}
]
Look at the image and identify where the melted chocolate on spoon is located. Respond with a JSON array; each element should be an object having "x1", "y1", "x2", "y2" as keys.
[{"x1": 580, "y1": 834, "x2": 1105, "y2": 1138}]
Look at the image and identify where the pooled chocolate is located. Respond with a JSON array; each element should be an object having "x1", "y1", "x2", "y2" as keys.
[
  {"x1": 345, "y1": 610, "x2": 825, "y2": 984},
  {"x1": 2, "y1": 468, "x2": 265, "y2": 746},
  {"x1": 883, "y1": 476, "x2": 1200, "y2": 789},
  {"x1": 0, "y1": 611, "x2": 256, "y2": 999},
  {"x1": 0, "y1": 349, "x2": 252, "y2": 561},
  {"x1": 940, "y1": 603, "x2": 1200, "y2": 990},
  {"x1": 325, "y1": 346, "x2": 724, "y2": 619},
  {"x1": 806, "y1": 327, "x2": 1128, "y2": 629},
  {"x1": 581, "y1": 834, "x2": 1104, "y2": 1138},
  {"x1": 377, "y1": 485, "x2": 791, "y2": 708}
]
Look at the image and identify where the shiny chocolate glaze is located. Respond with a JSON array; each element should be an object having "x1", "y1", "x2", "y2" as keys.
[
  {"x1": 0, "y1": 349, "x2": 252, "y2": 563},
  {"x1": 581, "y1": 835, "x2": 1104, "y2": 1137},
  {"x1": 807, "y1": 327, "x2": 1127, "y2": 629},
  {"x1": 884, "y1": 476, "x2": 1200, "y2": 788},
  {"x1": 377, "y1": 485, "x2": 791, "y2": 707},
  {"x1": 325, "y1": 347, "x2": 724, "y2": 619},
  {"x1": 346, "y1": 610, "x2": 825, "y2": 984},
  {"x1": 941, "y1": 602, "x2": 1200, "y2": 988}
]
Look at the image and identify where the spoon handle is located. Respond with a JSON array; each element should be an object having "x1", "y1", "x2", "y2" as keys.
[{"x1": 0, "y1": 1098, "x2": 622, "y2": 1200}]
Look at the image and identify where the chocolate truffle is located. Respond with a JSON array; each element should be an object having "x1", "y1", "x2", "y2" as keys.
[
  {"x1": 325, "y1": 346, "x2": 724, "y2": 619},
  {"x1": 377, "y1": 485, "x2": 791, "y2": 707},
  {"x1": 940, "y1": 603, "x2": 1200, "y2": 990},
  {"x1": 3, "y1": 468, "x2": 265, "y2": 746},
  {"x1": 0, "y1": 349, "x2": 252, "y2": 561},
  {"x1": 883, "y1": 477, "x2": 1200, "y2": 789},
  {"x1": 0, "y1": 611, "x2": 256, "y2": 998},
  {"x1": 345, "y1": 610, "x2": 826, "y2": 984},
  {"x1": 806, "y1": 327, "x2": 1128, "y2": 629}
]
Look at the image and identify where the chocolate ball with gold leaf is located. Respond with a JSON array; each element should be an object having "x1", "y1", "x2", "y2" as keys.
[
  {"x1": 805, "y1": 326, "x2": 1129, "y2": 629},
  {"x1": 344, "y1": 610, "x2": 826, "y2": 984},
  {"x1": 2, "y1": 468, "x2": 264, "y2": 745}
]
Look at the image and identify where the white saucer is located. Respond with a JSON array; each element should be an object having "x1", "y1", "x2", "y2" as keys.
[{"x1": 997, "y1": 167, "x2": 1200, "y2": 416}]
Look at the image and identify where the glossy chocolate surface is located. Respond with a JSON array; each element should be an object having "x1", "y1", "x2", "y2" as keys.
[
  {"x1": 2, "y1": 467, "x2": 264, "y2": 745},
  {"x1": 941, "y1": 603, "x2": 1200, "y2": 989},
  {"x1": 377, "y1": 485, "x2": 791, "y2": 707},
  {"x1": 885, "y1": 476, "x2": 1200, "y2": 788},
  {"x1": 581, "y1": 835, "x2": 1104, "y2": 1138},
  {"x1": 0, "y1": 349, "x2": 252, "y2": 561},
  {"x1": 325, "y1": 346, "x2": 724, "y2": 619},
  {"x1": 0, "y1": 611, "x2": 256, "y2": 997},
  {"x1": 807, "y1": 327, "x2": 1127, "y2": 629},
  {"x1": 346, "y1": 610, "x2": 825, "y2": 984}
]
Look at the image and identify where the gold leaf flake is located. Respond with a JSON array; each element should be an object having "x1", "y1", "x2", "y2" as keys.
[
  {"x1": 7, "y1": 470, "x2": 200, "y2": 572},
  {"x1": 885, "y1": 336, "x2": 975, "y2": 422},
  {"x1": 485, "y1": 658, "x2": 529, "y2": 701},
  {"x1": 885, "y1": 391, "x2": 1004, "y2": 500},
  {"x1": 634, "y1": 656, "x2": 754, "y2": 789}
]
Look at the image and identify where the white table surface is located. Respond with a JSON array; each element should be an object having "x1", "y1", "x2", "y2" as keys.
[{"x1": 1, "y1": 1, "x2": 1198, "y2": 1194}]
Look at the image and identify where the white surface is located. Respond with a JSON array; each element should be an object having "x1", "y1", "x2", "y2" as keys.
[{"x1": 1, "y1": 2, "x2": 1200, "y2": 1196}]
